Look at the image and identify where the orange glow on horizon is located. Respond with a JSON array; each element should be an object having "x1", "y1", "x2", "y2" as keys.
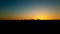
[{"x1": 0, "y1": 14, "x2": 60, "y2": 20}]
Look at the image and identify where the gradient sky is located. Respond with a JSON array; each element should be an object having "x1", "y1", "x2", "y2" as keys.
[{"x1": 0, "y1": 0, "x2": 60, "y2": 20}]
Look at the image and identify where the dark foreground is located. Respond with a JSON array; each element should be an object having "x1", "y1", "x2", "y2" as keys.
[{"x1": 0, "y1": 20, "x2": 60, "y2": 32}]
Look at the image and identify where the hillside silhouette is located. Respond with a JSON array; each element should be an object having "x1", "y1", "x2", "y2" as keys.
[{"x1": 0, "y1": 20, "x2": 60, "y2": 32}]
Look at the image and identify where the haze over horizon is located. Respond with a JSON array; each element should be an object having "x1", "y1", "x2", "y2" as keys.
[{"x1": 0, "y1": 0, "x2": 60, "y2": 20}]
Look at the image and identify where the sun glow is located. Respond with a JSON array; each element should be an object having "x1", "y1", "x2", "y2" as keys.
[
  {"x1": 38, "y1": 17, "x2": 48, "y2": 20},
  {"x1": 37, "y1": 16, "x2": 48, "y2": 20},
  {"x1": 35, "y1": 15, "x2": 49, "y2": 20}
]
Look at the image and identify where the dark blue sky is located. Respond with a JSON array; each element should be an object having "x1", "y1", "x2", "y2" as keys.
[{"x1": 0, "y1": 0, "x2": 60, "y2": 20}]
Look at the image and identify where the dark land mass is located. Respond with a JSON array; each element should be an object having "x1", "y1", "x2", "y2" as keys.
[{"x1": 0, "y1": 20, "x2": 60, "y2": 32}]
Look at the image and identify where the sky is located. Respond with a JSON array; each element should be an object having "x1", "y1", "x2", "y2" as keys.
[{"x1": 0, "y1": 0, "x2": 60, "y2": 20}]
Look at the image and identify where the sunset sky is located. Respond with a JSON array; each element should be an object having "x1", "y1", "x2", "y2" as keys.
[{"x1": 0, "y1": 0, "x2": 60, "y2": 20}]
